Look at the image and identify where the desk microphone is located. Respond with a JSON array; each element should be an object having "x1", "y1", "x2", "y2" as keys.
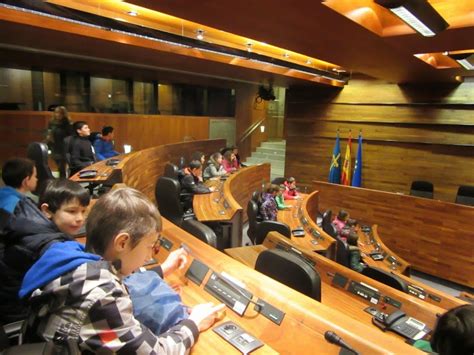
[{"x1": 324, "y1": 331, "x2": 359, "y2": 355}]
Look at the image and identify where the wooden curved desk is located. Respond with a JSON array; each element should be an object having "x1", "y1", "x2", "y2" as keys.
[
  {"x1": 225, "y1": 232, "x2": 445, "y2": 342},
  {"x1": 277, "y1": 192, "x2": 335, "y2": 254},
  {"x1": 158, "y1": 219, "x2": 420, "y2": 354},
  {"x1": 311, "y1": 181, "x2": 474, "y2": 288},
  {"x1": 69, "y1": 156, "x2": 128, "y2": 184},
  {"x1": 193, "y1": 164, "x2": 271, "y2": 247}
]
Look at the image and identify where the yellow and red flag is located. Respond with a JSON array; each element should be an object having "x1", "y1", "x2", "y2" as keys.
[{"x1": 341, "y1": 132, "x2": 352, "y2": 185}]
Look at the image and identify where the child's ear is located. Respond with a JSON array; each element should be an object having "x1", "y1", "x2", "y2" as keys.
[
  {"x1": 40, "y1": 203, "x2": 53, "y2": 219},
  {"x1": 113, "y1": 233, "x2": 130, "y2": 252}
]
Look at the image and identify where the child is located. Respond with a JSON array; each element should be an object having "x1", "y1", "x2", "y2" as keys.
[
  {"x1": 70, "y1": 120, "x2": 96, "y2": 174},
  {"x1": 0, "y1": 179, "x2": 88, "y2": 324},
  {"x1": 20, "y1": 187, "x2": 224, "y2": 353},
  {"x1": 283, "y1": 177, "x2": 300, "y2": 200},
  {"x1": 0, "y1": 158, "x2": 38, "y2": 213},
  {"x1": 275, "y1": 184, "x2": 291, "y2": 210},
  {"x1": 46, "y1": 106, "x2": 72, "y2": 178},
  {"x1": 260, "y1": 183, "x2": 279, "y2": 221},
  {"x1": 347, "y1": 232, "x2": 365, "y2": 273},
  {"x1": 181, "y1": 160, "x2": 215, "y2": 210},
  {"x1": 93, "y1": 126, "x2": 119, "y2": 161},
  {"x1": 333, "y1": 209, "x2": 349, "y2": 235},
  {"x1": 203, "y1": 152, "x2": 227, "y2": 180},
  {"x1": 222, "y1": 150, "x2": 238, "y2": 173}
]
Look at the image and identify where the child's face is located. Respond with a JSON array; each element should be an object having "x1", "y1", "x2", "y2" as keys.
[
  {"x1": 24, "y1": 167, "x2": 38, "y2": 192},
  {"x1": 216, "y1": 155, "x2": 223, "y2": 164},
  {"x1": 120, "y1": 231, "x2": 159, "y2": 275},
  {"x1": 289, "y1": 181, "x2": 296, "y2": 189},
  {"x1": 47, "y1": 198, "x2": 87, "y2": 236}
]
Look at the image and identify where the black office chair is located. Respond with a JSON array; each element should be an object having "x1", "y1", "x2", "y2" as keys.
[
  {"x1": 410, "y1": 181, "x2": 434, "y2": 199},
  {"x1": 455, "y1": 185, "x2": 474, "y2": 206},
  {"x1": 163, "y1": 162, "x2": 180, "y2": 180},
  {"x1": 181, "y1": 219, "x2": 221, "y2": 249},
  {"x1": 271, "y1": 177, "x2": 287, "y2": 185},
  {"x1": 334, "y1": 236, "x2": 350, "y2": 268},
  {"x1": 255, "y1": 249, "x2": 321, "y2": 301},
  {"x1": 155, "y1": 176, "x2": 194, "y2": 227},
  {"x1": 321, "y1": 209, "x2": 338, "y2": 238},
  {"x1": 63, "y1": 136, "x2": 74, "y2": 176},
  {"x1": 26, "y1": 142, "x2": 54, "y2": 195},
  {"x1": 246, "y1": 199, "x2": 291, "y2": 245},
  {"x1": 362, "y1": 266, "x2": 408, "y2": 293}
]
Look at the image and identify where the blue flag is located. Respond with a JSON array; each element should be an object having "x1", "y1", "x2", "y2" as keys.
[
  {"x1": 352, "y1": 134, "x2": 363, "y2": 187},
  {"x1": 329, "y1": 133, "x2": 341, "y2": 183}
]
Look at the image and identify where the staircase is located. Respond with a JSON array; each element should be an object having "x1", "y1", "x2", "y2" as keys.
[{"x1": 243, "y1": 140, "x2": 286, "y2": 181}]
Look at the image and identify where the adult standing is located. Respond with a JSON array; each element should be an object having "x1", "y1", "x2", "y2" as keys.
[{"x1": 46, "y1": 106, "x2": 72, "y2": 178}]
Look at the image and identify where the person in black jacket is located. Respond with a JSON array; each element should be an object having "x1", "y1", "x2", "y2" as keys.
[
  {"x1": 70, "y1": 120, "x2": 96, "y2": 175},
  {"x1": 180, "y1": 160, "x2": 215, "y2": 211},
  {"x1": 46, "y1": 106, "x2": 72, "y2": 178},
  {"x1": 0, "y1": 179, "x2": 89, "y2": 324}
]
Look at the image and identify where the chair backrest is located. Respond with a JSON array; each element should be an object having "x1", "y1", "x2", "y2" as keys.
[
  {"x1": 255, "y1": 249, "x2": 321, "y2": 301},
  {"x1": 271, "y1": 177, "x2": 286, "y2": 185},
  {"x1": 335, "y1": 237, "x2": 350, "y2": 267},
  {"x1": 246, "y1": 199, "x2": 259, "y2": 242},
  {"x1": 155, "y1": 176, "x2": 184, "y2": 226},
  {"x1": 361, "y1": 266, "x2": 408, "y2": 293},
  {"x1": 26, "y1": 142, "x2": 54, "y2": 195},
  {"x1": 455, "y1": 185, "x2": 474, "y2": 206},
  {"x1": 163, "y1": 163, "x2": 180, "y2": 180},
  {"x1": 321, "y1": 209, "x2": 338, "y2": 238},
  {"x1": 63, "y1": 136, "x2": 74, "y2": 167},
  {"x1": 181, "y1": 219, "x2": 218, "y2": 248},
  {"x1": 410, "y1": 180, "x2": 434, "y2": 199}
]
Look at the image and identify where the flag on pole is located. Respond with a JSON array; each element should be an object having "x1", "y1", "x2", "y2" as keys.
[
  {"x1": 328, "y1": 132, "x2": 341, "y2": 184},
  {"x1": 352, "y1": 133, "x2": 363, "y2": 187},
  {"x1": 341, "y1": 132, "x2": 352, "y2": 185}
]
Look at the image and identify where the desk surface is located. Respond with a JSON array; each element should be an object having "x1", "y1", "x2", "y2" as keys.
[
  {"x1": 225, "y1": 233, "x2": 445, "y2": 342},
  {"x1": 69, "y1": 157, "x2": 126, "y2": 183},
  {"x1": 158, "y1": 220, "x2": 420, "y2": 354},
  {"x1": 193, "y1": 178, "x2": 237, "y2": 221}
]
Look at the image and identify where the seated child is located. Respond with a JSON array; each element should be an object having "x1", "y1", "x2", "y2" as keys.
[
  {"x1": 180, "y1": 160, "x2": 215, "y2": 210},
  {"x1": 275, "y1": 184, "x2": 291, "y2": 210},
  {"x1": 0, "y1": 158, "x2": 38, "y2": 214},
  {"x1": 260, "y1": 183, "x2": 279, "y2": 221},
  {"x1": 413, "y1": 304, "x2": 474, "y2": 354},
  {"x1": 347, "y1": 232, "x2": 366, "y2": 273},
  {"x1": 203, "y1": 152, "x2": 227, "y2": 180},
  {"x1": 0, "y1": 179, "x2": 89, "y2": 324},
  {"x1": 20, "y1": 187, "x2": 224, "y2": 353},
  {"x1": 332, "y1": 209, "x2": 349, "y2": 235},
  {"x1": 283, "y1": 177, "x2": 300, "y2": 200},
  {"x1": 222, "y1": 150, "x2": 236, "y2": 173}
]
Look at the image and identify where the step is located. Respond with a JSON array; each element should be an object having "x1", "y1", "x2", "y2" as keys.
[
  {"x1": 244, "y1": 158, "x2": 285, "y2": 169},
  {"x1": 260, "y1": 141, "x2": 286, "y2": 150},
  {"x1": 256, "y1": 147, "x2": 286, "y2": 157},
  {"x1": 251, "y1": 152, "x2": 285, "y2": 162}
]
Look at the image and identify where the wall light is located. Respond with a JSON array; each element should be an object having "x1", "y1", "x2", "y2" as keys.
[
  {"x1": 260, "y1": 125, "x2": 265, "y2": 133},
  {"x1": 374, "y1": 0, "x2": 449, "y2": 37},
  {"x1": 196, "y1": 29, "x2": 204, "y2": 40}
]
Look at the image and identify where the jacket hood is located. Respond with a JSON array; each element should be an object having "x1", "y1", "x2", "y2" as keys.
[
  {"x1": 0, "y1": 186, "x2": 22, "y2": 214},
  {"x1": 19, "y1": 241, "x2": 100, "y2": 298}
]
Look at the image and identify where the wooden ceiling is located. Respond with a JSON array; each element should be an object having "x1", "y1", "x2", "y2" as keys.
[{"x1": 0, "y1": 0, "x2": 473, "y2": 87}]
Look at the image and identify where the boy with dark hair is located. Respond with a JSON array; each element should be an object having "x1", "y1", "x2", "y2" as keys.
[
  {"x1": 0, "y1": 158, "x2": 38, "y2": 213},
  {"x1": 0, "y1": 179, "x2": 89, "y2": 324},
  {"x1": 181, "y1": 160, "x2": 215, "y2": 211},
  {"x1": 20, "y1": 187, "x2": 224, "y2": 353},
  {"x1": 70, "y1": 120, "x2": 95, "y2": 174},
  {"x1": 93, "y1": 125, "x2": 119, "y2": 161}
]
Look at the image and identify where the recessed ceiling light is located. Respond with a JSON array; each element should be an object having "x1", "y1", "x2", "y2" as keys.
[
  {"x1": 127, "y1": 11, "x2": 138, "y2": 17},
  {"x1": 246, "y1": 43, "x2": 253, "y2": 52},
  {"x1": 306, "y1": 59, "x2": 312, "y2": 65},
  {"x1": 283, "y1": 52, "x2": 290, "y2": 58}
]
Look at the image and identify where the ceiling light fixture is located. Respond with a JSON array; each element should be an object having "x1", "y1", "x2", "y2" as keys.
[
  {"x1": 196, "y1": 29, "x2": 204, "y2": 40},
  {"x1": 447, "y1": 53, "x2": 474, "y2": 70},
  {"x1": 374, "y1": 0, "x2": 449, "y2": 37},
  {"x1": 127, "y1": 11, "x2": 138, "y2": 17},
  {"x1": 283, "y1": 52, "x2": 290, "y2": 58},
  {"x1": 246, "y1": 43, "x2": 253, "y2": 52}
]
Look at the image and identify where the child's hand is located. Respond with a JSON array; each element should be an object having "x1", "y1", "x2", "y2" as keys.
[
  {"x1": 161, "y1": 248, "x2": 188, "y2": 277},
  {"x1": 188, "y1": 303, "x2": 226, "y2": 331}
]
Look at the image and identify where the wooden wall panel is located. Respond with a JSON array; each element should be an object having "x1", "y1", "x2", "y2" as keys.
[
  {"x1": 0, "y1": 111, "x2": 211, "y2": 166},
  {"x1": 285, "y1": 78, "x2": 474, "y2": 202},
  {"x1": 311, "y1": 181, "x2": 474, "y2": 288}
]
